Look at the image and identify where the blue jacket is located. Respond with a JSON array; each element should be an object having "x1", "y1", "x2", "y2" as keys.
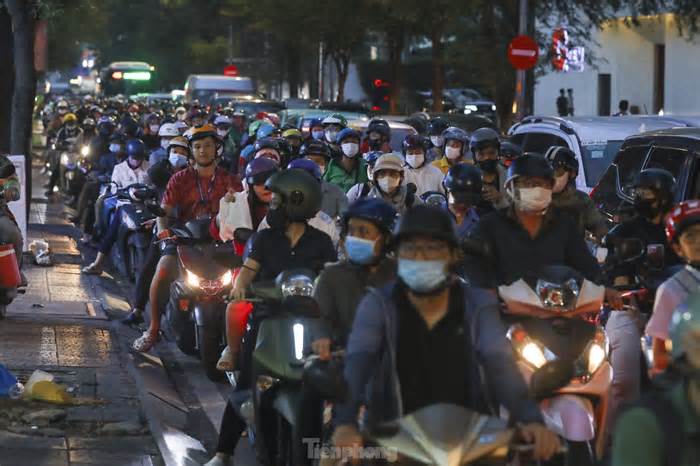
[
  {"x1": 149, "y1": 147, "x2": 168, "y2": 167},
  {"x1": 335, "y1": 280, "x2": 543, "y2": 427}
]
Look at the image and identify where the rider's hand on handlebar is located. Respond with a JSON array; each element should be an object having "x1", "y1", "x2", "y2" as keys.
[
  {"x1": 229, "y1": 284, "x2": 246, "y2": 302},
  {"x1": 518, "y1": 423, "x2": 560, "y2": 461},
  {"x1": 156, "y1": 229, "x2": 171, "y2": 241},
  {"x1": 311, "y1": 338, "x2": 332, "y2": 361},
  {"x1": 332, "y1": 424, "x2": 363, "y2": 465},
  {"x1": 605, "y1": 287, "x2": 624, "y2": 310}
]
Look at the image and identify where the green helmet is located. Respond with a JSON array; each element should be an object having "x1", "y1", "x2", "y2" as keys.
[
  {"x1": 248, "y1": 119, "x2": 265, "y2": 137},
  {"x1": 322, "y1": 113, "x2": 347, "y2": 128},
  {"x1": 265, "y1": 169, "x2": 322, "y2": 222},
  {"x1": 668, "y1": 293, "x2": 700, "y2": 360}
]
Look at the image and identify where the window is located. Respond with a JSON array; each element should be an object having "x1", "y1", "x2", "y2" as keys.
[
  {"x1": 644, "y1": 146, "x2": 687, "y2": 181},
  {"x1": 615, "y1": 145, "x2": 651, "y2": 195},
  {"x1": 580, "y1": 141, "x2": 624, "y2": 187},
  {"x1": 591, "y1": 145, "x2": 649, "y2": 215},
  {"x1": 510, "y1": 132, "x2": 570, "y2": 155}
]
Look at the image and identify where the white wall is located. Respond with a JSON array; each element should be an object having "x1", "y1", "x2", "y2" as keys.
[{"x1": 664, "y1": 16, "x2": 700, "y2": 114}]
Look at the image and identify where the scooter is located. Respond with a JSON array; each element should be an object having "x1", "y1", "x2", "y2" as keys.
[
  {"x1": 498, "y1": 265, "x2": 611, "y2": 465},
  {"x1": 62, "y1": 144, "x2": 90, "y2": 200}
]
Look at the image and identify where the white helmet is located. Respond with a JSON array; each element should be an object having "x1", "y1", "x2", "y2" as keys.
[{"x1": 158, "y1": 123, "x2": 179, "y2": 138}]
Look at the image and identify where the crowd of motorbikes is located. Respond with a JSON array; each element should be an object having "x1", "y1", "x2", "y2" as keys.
[{"x1": 22, "y1": 92, "x2": 696, "y2": 466}]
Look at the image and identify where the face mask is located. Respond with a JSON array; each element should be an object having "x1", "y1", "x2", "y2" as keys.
[
  {"x1": 553, "y1": 173, "x2": 569, "y2": 193},
  {"x1": 169, "y1": 153, "x2": 188, "y2": 169},
  {"x1": 341, "y1": 143, "x2": 359, "y2": 158},
  {"x1": 149, "y1": 124, "x2": 160, "y2": 134},
  {"x1": 344, "y1": 236, "x2": 377, "y2": 265},
  {"x1": 58, "y1": 108, "x2": 68, "y2": 114},
  {"x1": 368, "y1": 138, "x2": 382, "y2": 150},
  {"x1": 177, "y1": 113, "x2": 187, "y2": 121},
  {"x1": 406, "y1": 153, "x2": 425, "y2": 169},
  {"x1": 398, "y1": 258, "x2": 449, "y2": 294},
  {"x1": 445, "y1": 146, "x2": 462, "y2": 160},
  {"x1": 430, "y1": 136, "x2": 444, "y2": 148},
  {"x1": 377, "y1": 176, "x2": 400, "y2": 194},
  {"x1": 160, "y1": 139, "x2": 171, "y2": 150},
  {"x1": 267, "y1": 207, "x2": 289, "y2": 229},
  {"x1": 217, "y1": 129, "x2": 229, "y2": 138},
  {"x1": 325, "y1": 130, "x2": 338, "y2": 143},
  {"x1": 477, "y1": 159, "x2": 499, "y2": 173},
  {"x1": 312, "y1": 130, "x2": 324, "y2": 140},
  {"x1": 514, "y1": 187, "x2": 552, "y2": 213},
  {"x1": 634, "y1": 196, "x2": 659, "y2": 219},
  {"x1": 109, "y1": 144, "x2": 121, "y2": 153}
]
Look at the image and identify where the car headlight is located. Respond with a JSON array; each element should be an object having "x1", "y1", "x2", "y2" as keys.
[
  {"x1": 491, "y1": 104, "x2": 497, "y2": 111},
  {"x1": 220, "y1": 270, "x2": 232, "y2": 286},
  {"x1": 521, "y1": 342, "x2": 548, "y2": 369},
  {"x1": 186, "y1": 270, "x2": 200, "y2": 288},
  {"x1": 465, "y1": 104, "x2": 478, "y2": 111},
  {"x1": 60, "y1": 152, "x2": 69, "y2": 166},
  {"x1": 81, "y1": 145, "x2": 90, "y2": 156},
  {"x1": 281, "y1": 274, "x2": 314, "y2": 297}
]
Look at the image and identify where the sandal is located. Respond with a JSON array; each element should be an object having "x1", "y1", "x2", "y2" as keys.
[
  {"x1": 216, "y1": 346, "x2": 236, "y2": 371},
  {"x1": 132, "y1": 331, "x2": 158, "y2": 352},
  {"x1": 81, "y1": 262, "x2": 103, "y2": 275},
  {"x1": 121, "y1": 310, "x2": 144, "y2": 326}
]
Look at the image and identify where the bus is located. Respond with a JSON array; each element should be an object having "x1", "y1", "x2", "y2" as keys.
[{"x1": 99, "y1": 61, "x2": 156, "y2": 96}]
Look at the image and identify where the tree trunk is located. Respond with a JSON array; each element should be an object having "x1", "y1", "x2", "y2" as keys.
[
  {"x1": 430, "y1": 27, "x2": 444, "y2": 113},
  {"x1": 387, "y1": 25, "x2": 404, "y2": 115},
  {"x1": 285, "y1": 42, "x2": 301, "y2": 99},
  {"x1": 5, "y1": 0, "x2": 36, "y2": 214},
  {"x1": 0, "y1": 7, "x2": 14, "y2": 153},
  {"x1": 333, "y1": 52, "x2": 349, "y2": 103}
]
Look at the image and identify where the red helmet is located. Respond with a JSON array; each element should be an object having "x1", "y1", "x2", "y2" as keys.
[{"x1": 665, "y1": 200, "x2": 700, "y2": 243}]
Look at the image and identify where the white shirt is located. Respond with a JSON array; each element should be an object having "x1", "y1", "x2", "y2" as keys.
[
  {"x1": 110, "y1": 160, "x2": 150, "y2": 193},
  {"x1": 403, "y1": 163, "x2": 445, "y2": 197},
  {"x1": 645, "y1": 265, "x2": 700, "y2": 340},
  {"x1": 257, "y1": 210, "x2": 340, "y2": 246}
]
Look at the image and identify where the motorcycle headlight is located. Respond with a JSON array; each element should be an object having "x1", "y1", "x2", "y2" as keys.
[
  {"x1": 281, "y1": 274, "x2": 314, "y2": 297},
  {"x1": 293, "y1": 323, "x2": 304, "y2": 360},
  {"x1": 585, "y1": 329, "x2": 609, "y2": 375},
  {"x1": 220, "y1": 270, "x2": 232, "y2": 286},
  {"x1": 186, "y1": 270, "x2": 200, "y2": 288},
  {"x1": 60, "y1": 152, "x2": 69, "y2": 166},
  {"x1": 81, "y1": 145, "x2": 90, "y2": 156},
  {"x1": 521, "y1": 342, "x2": 548, "y2": 369},
  {"x1": 507, "y1": 325, "x2": 552, "y2": 369}
]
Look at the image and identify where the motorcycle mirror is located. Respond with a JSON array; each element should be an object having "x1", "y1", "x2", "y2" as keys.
[
  {"x1": 646, "y1": 243, "x2": 665, "y2": 270},
  {"x1": 529, "y1": 360, "x2": 574, "y2": 400},
  {"x1": 146, "y1": 202, "x2": 166, "y2": 217}
]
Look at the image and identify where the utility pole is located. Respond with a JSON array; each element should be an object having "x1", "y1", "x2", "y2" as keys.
[
  {"x1": 515, "y1": 0, "x2": 528, "y2": 120},
  {"x1": 318, "y1": 41, "x2": 324, "y2": 101},
  {"x1": 227, "y1": 24, "x2": 233, "y2": 65}
]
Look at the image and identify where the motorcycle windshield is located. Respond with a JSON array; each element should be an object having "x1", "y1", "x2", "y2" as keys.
[
  {"x1": 372, "y1": 403, "x2": 513, "y2": 466},
  {"x1": 520, "y1": 317, "x2": 596, "y2": 361},
  {"x1": 178, "y1": 243, "x2": 230, "y2": 280}
]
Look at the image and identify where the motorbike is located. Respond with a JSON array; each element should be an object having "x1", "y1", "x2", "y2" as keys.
[
  {"x1": 498, "y1": 265, "x2": 610, "y2": 465},
  {"x1": 62, "y1": 144, "x2": 91, "y2": 200},
  {"x1": 229, "y1": 269, "x2": 327, "y2": 466},
  {"x1": 162, "y1": 216, "x2": 241, "y2": 381}
]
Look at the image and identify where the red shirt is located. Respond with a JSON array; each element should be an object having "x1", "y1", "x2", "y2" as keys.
[{"x1": 162, "y1": 166, "x2": 242, "y2": 222}]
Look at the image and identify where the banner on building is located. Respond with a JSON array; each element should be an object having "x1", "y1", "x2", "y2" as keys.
[{"x1": 552, "y1": 27, "x2": 585, "y2": 72}]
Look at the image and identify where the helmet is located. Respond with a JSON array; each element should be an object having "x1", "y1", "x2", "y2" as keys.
[
  {"x1": 147, "y1": 159, "x2": 173, "y2": 191},
  {"x1": 441, "y1": 126, "x2": 468, "y2": 157},
  {"x1": 120, "y1": 117, "x2": 139, "y2": 137},
  {"x1": 145, "y1": 112, "x2": 161, "y2": 124},
  {"x1": 665, "y1": 200, "x2": 700, "y2": 244},
  {"x1": 245, "y1": 157, "x2": 279, "y2": 186},
  {"x1": 443, "y1": 164, "x2": 483, "y2": 197},
  {"x1": 373, "y1": 153, "x2": 404, "y2": 175},
  {"x1": 427, "y1": 117, "x2": 450, "y2": 136},
  {"x1": 188, "y1": 124, "x2": 219, "y2": 144},
  {"x1": 366, "y1": 119, "x2": 390, "y2": 138},
  {"x1": 256, "y1": 123, "x2": 277, "y2": 139},
  {"x1": 288, "y1": 158, "x2": 322, "y2": 180},
  {"x1": 63, "y1": 113, "x2": 78, "y2": 124},
  {"x1": 308, "y1": 117, "x2": 324, "y2": 129},
  {"x1": 125, "y1": 139, "x2": 146, "y2": 160},
  {"x1": 299, "y1": 140, "x2": 331, "y2": 160},
  {"x1": 109, "y1": 132, "x2": 126, "y2": 144},
  {"x1": 322, "y1": 113, "x2": 347, "y2": 128},
  {"x1": 167, "y1": 136, "x2": 189, "y2": 152},
  {"x1": 633, "y1": 169, "x2": 676, "y2": 211},
  {"x1": 214, "y1": 115, "x2": 232, "y2": 127},
  {"x1": 544, "y1": 146, "x2": 578, "y2": 175},
  {"x1": 56, "y1": 100, "x2": 69, "y2": 111},
  {"x1": 500, "y1": 141, "x2": 524, "y2": 160},
  {"x1": 505, "y1": 153, "x2": 554, "y2": 186},
  {"x1": 82, "y1": 118, "x2": 96, "y2": 128},
  {"x1": 175, "y1": 106, "x2": 187, "y2": 116},
  {"x1": 158, "y1": 123, "x2": 179, "y2": 138},
  {"x1": 282, "y1": 128, "x2": 302, "y2": 139},
  {"x1": 248, "y1": 119, "x2": 266, "y2": 137},
  {"x1": 364, "y1": 150, "x2": 383, "y2": 169},
  {"x1": 469, "y1": 127, "x2": 501, "y2": 155},
  {"x1": 393, "y1": 205, "x2": 458, "y2": 248},
  {"x1": 336, "y1": 128, "x2": 360, "y2": 144},
  {"x1": 253, "y1": 137, "x2": 281, "y2": 155},
  {"x1": 265, "y1": 169, "x2": 322, "y2": 221},
  {"x1": 342, "y1": 198, "x2": 398, "y2": 235},
  {"x1": 668, "y1": 293, "x2": 700, "y2": 360},
  {"x1": 402, "y1": 134, "x2": 426, "y2": 155},
  {"x1": 240, "y1": 144, "x2": 256, "y2": 164}
]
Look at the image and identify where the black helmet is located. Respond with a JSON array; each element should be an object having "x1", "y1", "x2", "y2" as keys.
[
  {"x1": 299, "y1": 140, "x2": 331, "y2": 160},
  {"x1": 125, "y1": 139, "x2": 146, "y2": 160},
  {"x1": 147, "y1": 159, "x2": 173, "y2": 191},
  {"x1": 443, "y1": 164, "x2": 483, "y2": 205},
  {"x1": 245, "y1": 157, "x2": 279, "y2": 186},
  {"x1": 427, "y1": 117, "x2": 450, "y2": 136},
  {"x1": 393, "y1": 205, "x2": 458, "y2": 248},
  {"x1": 469, "y1": 127, "x2": 501, "y2": 156},
  {"x1": 342, "y1": 198, "x2": 397, "y2": 236},
  {"x1": 367, "y1": 119, "x2": 390, "y2": 138},
  {"x1": 500, "y1": 141, "x2": 523, "y2": 160},
  {"x1": 505, "y1": 153, "x2": 554, "y2": 186},
  {"x1": 633, "y1": 168, "x2": 676, "y2": 214},
  {"x1": 544, "y1": 146, "x2": 578, "y2": 175},
  {"x1": 402, "y1": 134, "x2": 426, "y2": 155},
  {"x1": 253, "y1": 137, "x2": 281, "y2": 154},
  {"x1": 265, "y1": 169, "x2": 322, "y2": 222}
]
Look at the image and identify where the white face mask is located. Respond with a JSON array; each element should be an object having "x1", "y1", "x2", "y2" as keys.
[
  {"x1": 513, "y1": 187, "x2": 552, "y2": 213},
  {"x1": 217, "y1": 129, "x2": 229, "y2": 138},
  {"x1": 149, "y1": 124, "x2": 160, "y2": 134},
  {"x1": 430, "y1": 136, "x2": 444, "y2": 147},
  {"x1": 553, "y1": 173, "x2": 569, "y2": 193},
  {"x1": 160, "y1": 138, "x2": 171, "y2": 150},
  {"x1": 169, "y1": 153, "x2": 188, "y2": 168},
  {"x1": 341, "y1": 142, "x2": 359, "y2": 158},
  {"x1": 377, "y1": 175, "x2": 400, "y2": 193},
  {"x1": 109, "y1": 144, "x2": 121, "y2": 153},
  {"x1": 406, "y1": 153, "x2": 424, "y2": 169},
  {"x1": 325, "y1": 130, "x2": 338, "y2": 143},
  {"x1": 177, "y1": 113, "x2": 187, "y2": 121},
  {"x1": 445, "y1": 146, "x2": 462, "y2": 160}
]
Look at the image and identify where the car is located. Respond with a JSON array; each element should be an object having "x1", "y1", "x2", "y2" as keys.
[
  {"x1": 210, "y1": 94, "x2": 284, "y2": 115},
  {"x1": 591, "y1": 127, "x2": 700, "y2": 221},
  {"x1": 423, "y1": 112, "x2": 497, "y2": 136},
  {"x1": 184, "y1": 74, "x2": 255, "y2": 104},
  {"x1": 508, "y1": 115, "x2": 689, "y2": 192},
  {"x1": 347, "y1": 119, "x2": 418, "y2": 153},
  {"x1": 279, "y1": 109, "x2": 369, "y2": 137},
  {"x1": 444, "y1": 88, "x2": 498, "y2": 123}
]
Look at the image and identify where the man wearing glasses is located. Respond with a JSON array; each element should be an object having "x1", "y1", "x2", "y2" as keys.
[{"x1": 332, "y1": 205, "x2": 562, "y2": 462}]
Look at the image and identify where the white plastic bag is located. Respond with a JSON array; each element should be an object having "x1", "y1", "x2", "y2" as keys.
[{"x1": 217, "y1": 191, "x2": 253, "y2": 241}]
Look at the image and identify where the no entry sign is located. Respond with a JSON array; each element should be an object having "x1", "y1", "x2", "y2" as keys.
[
  {"x1": 223, "y1": 65, "x2": 239, "y2": 76},
  {"x1": 508, "y1": 35, "x2": 539, "y2": 70}
]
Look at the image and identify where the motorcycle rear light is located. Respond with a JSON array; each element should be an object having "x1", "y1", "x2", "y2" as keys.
[
  {"x1": 178, "y1": 299, "x2": 190, "y2": 311},
  {"x1": 507, "y1": 325, "x2": 528, "y2": 343}
]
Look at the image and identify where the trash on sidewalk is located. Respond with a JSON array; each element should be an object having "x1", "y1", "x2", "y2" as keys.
[
  {"x1": 23, "y1": 369, "x2": 73, "y2": 405},
  {"x1": 0, "y1": 363, "x2": 19, "y2": 397},
  {"x1": 28, "y1": 239, "x2": 52, "y2": 266}
]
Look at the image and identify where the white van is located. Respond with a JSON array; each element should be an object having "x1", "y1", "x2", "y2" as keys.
[{"x1": 184, "y1": 75, "x2": 254, "y2": 104}]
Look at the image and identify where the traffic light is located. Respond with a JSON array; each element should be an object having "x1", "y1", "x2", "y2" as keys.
[{"x1": 371, "y1": 79, "x2": 391, "y2": 112}]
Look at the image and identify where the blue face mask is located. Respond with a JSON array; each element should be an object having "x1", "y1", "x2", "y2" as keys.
[
  {"x1": 345, "y1": 235, "x2": 377, "y2": 265},
  {"x1": 312, "y1": 130, "x2": 325, "y2": 141},
  {"x1": 397, "y1": 258, "x2": 449, "y2": 294}
]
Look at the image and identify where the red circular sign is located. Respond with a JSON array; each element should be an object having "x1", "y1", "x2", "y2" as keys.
[
  {"x1": 508, "y1": 35, "x2": 539, "y2": 70},
  {"x1": 223, "y1": 65, "x2": 239, "y2": 77}
]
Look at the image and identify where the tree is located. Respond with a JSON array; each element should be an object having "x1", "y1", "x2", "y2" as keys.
[{"x1": 0, "y1": 6, "x2": 13, "y2": 153}]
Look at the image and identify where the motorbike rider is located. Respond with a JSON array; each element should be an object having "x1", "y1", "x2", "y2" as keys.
[
  {"x1": 148, "y1": 123, "x2": 180, "y2": 166},
  {"x1": 251, "y1": 137, "x2": 282, "y2": 166},
  {"x1": 362, "y1": 118, "x2": 392, "y2": 154},
  {"x1": 214, "y1": 115, "x2": 238, "y2": 173},
  {"x1": 142, "y1": 113, "x2": 161, "y2": 152},
  {"x1": 47, "y1": 100, "x2": 70, "y2": 138},
  {"x1": 501, "y1": 140, "x2": 524, "y2": 167},
  {"x1": 312, "y1": 198, "x2": 397, "y2": 357},
  {"x1": 46, "y1": 112, "x2": 83, "y2": 195},
  {"x1": 612, "y1": 295, "x2": 700, "y2": 466},
  {"x1": 402, "y1": 133, "x2": 445, "y2": 196},
  {"x1": 0, "y1": 155, "x2": 23, "y2": 266},
  {"x1": 132, "y1": 124, "x2": 242, "y2": 352},
  {"x1": 299, "y1": 139, "x2": 331, "y2": 177},
  {"x1": 427, "y1": 116, "x2": 450, "y2": 162},
  {"x1": 228, "y1": 108, "x2": 246, "y2": 150},
  {"x1": 75, "y1": 118, "x2": 97, "y2": 154},
  {"x1": 166, "y1": 136, "x2": 190, "y2": 171},
  {"x1": 290, "y1": 156, "x2": 347, "y2": 219},
  {"x1": 645, "y1": 200, "x2": 700, "y2": 372},
  {"x1": 444, "y1": 163, "x2": 482, "y2": 240},
  {"x1": 332, "y1": 205, "x2": 561, "y2": 462},
  {"x1": 544, "y1": 145, "x2": 608, "y2": 240},
  {"x1": 94, "y1": 117, "x2": 115, "y2": 156},
  {"x1": 322, "y1": 128, "x2": 369, "y2": 193},
  {"x1": 81, "y1": 139, "x2": 151, "y2": 275},
  {"x1": 432, "y1": 126, "x2": 469, "y2": 174},
  {"x1": 321, "y1": 113, "x2": 347, "y2": 157},
  {"x1": 470, "y1": 127, "x2": 509, "y2": 212},
  {"x1": 308, "y1": 118, "x2": 325, "y2": 142}
]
